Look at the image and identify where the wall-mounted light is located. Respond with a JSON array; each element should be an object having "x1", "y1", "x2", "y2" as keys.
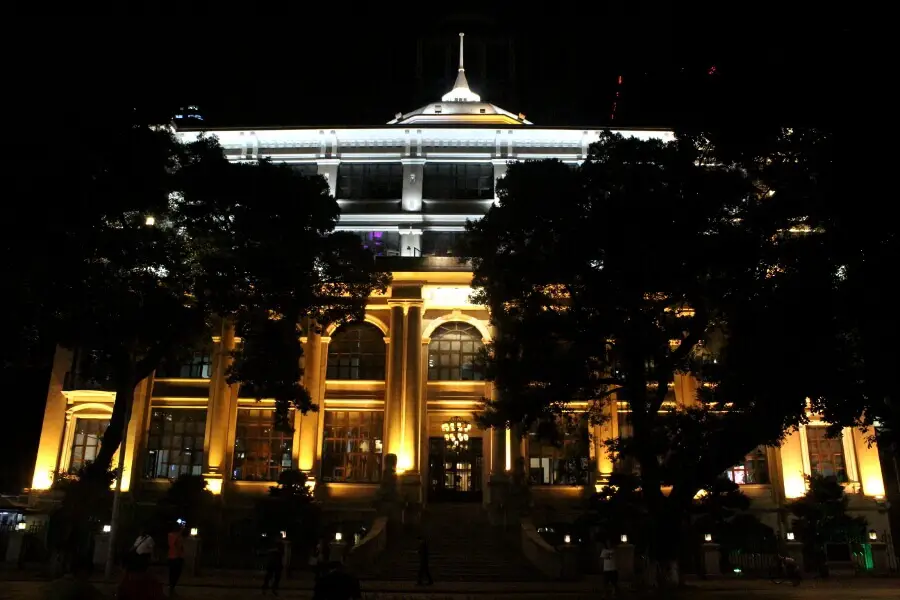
[
  {"x1": 16, "y1": 522, "x2": 27, "y2": 531},
  {"x1": 102, "y1": 524, "x2": 112, "y2": 534},
  {"x1": 335, "y1": 532, "x2": 343, "y2": 542},
  {"x1": 868, "y1": 530, "x2": 878, "y2": 541},
  {"x1": 620, "y1": 534, "x2": 628, "y2": 543},
  {"x1": 563, "y1": 534, "x2": 571, "y2": 545},
  {"x1": 190, "y1": 528, "x2": 199, "y2": 537},
  {"x1": 704, "y1": 533, "x2": 713, "y2": 542},
  {"x1": 786, "y1": 532, "x2": 795, "y2": 541}
]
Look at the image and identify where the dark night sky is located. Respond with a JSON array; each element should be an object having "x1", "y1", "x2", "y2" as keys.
[{"x1": 4, "y1": 10, "x2": 854, "y2": 492}]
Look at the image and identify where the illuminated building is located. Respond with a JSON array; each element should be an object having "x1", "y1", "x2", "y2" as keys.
[{"x1": 29, "y1": 34, "x2": 890, "y2": 541}]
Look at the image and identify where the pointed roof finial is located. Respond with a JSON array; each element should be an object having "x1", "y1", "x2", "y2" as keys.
[{"x1": 442, "y1": 32, "x2": 480, "y2": 102}]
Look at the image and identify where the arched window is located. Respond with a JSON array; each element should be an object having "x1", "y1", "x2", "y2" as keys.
[
  {"x1": 327, "y1": 323, "x2": 386, "y2": 380},
  {"x1": 427, "y1": 322, "x2": 485, "y2": 381}
]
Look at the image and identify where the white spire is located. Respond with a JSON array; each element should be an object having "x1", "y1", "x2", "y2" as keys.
[{"x1": 442, "y1": 32, "x2": 480, "y2": 103}]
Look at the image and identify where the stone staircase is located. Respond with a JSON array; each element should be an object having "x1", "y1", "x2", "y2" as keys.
[{"x1": 354, "y1": 503, "x2": 544, "y2": 582}]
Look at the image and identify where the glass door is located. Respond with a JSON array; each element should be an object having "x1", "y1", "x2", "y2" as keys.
[{"x1": 428, "y1": 437, "x2": 483, "y2": 502}]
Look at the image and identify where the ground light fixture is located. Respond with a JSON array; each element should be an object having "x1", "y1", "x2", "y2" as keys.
[
  {"x1": 102, "y1": 525, "x2": 112, "y2": 533},
  {"x1": 704, "y1": 533, "x2": 713, "y2": 542}
]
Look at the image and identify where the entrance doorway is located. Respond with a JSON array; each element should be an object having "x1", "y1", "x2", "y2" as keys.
[{"x1": 428, "y1": 436, "x2": 483, "y2": 502}]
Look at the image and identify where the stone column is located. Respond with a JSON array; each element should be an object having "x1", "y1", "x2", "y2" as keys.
[
  {"x1": 402, "y1": 304, "x2": 423, "y2": 476},
  {"x1": 778, "y1": 427, "x2": 808, "y2": 501},
  {"x1": 297, "y1": 324, "x2": 323, "y2": 473},
  {"x1": 401, "y1": 158, "x2": 425, "y2": 212},
  {"x1": 31, "y1": 346, "x2": 74, "y2": 490},
  {"x1": 121, "y1": 375, "x2": 154, "y2": 492},
  {"x1": 204, "y1": 322, "x2": 234, "y2": 478},
  {"x1": 491, "y1": 159, "x2": 508, "y2": 201},
  {"x1": 400, "y1": 230, "x2": 423, "y2": 257},
  {"x1": 851, "y1": 426, "x2": 886, "y2": 498},
  {"x1": 596, "y1": 400, "x2": 615, "y2": 484},
  {"x1": 316, "y1": 159, "x2": 340, "y2": 197},
  {"x1": 385, "y1": 304, "x2": 406, "y2": 460}
]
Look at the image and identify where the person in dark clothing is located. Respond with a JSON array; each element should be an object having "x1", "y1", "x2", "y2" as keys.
[
  {"x1": 261, "y1": 536, "x2": 285, "y2": 595},
  {"x1": 416, "y1": 535, "x2": 433, "y2": 585},
  {"x1": 313, "y1": 561, "x2": 361, "y2": 600}
]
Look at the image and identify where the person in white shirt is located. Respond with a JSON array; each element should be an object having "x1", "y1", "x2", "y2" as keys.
[
  {"x1": 599, "y1": 541, "x2": 618, "y2": 595},
  {"x1": 132, "y1": 529, "x2": 155, "y2": 569}
]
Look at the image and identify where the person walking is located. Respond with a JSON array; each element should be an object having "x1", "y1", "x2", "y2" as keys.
[
  {"x1": 166, "y1": 522, "x2": 185, "y2": 596},
  {"x1": 131, "y1": 528, "x2": 155, "y2": 571},
  {"x1": 416, "y1": 535, "x2": 433, "y2": 586},
  {"x1": 261, "y1": 535, "x2": 285, "y2": 595},
  {"x1": 599, "y1": 540, "x2": 619, "y2": 597}
]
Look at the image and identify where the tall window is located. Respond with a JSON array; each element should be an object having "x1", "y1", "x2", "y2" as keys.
[
  {"x1": 726, "y1": 447, "x2": 770, "y2": 484},
  {"x1": 528, "y1": 422, "x2": 590, "y2": 485},
  {"x1": 806, "y1": 426, "x2": 848, "y2": 482},
  {"x1": 427, "y1": 322, "x2": 484, "y2": 381},
  {"x1": 327, "y1": 323, "x2": 386, "y2": 380},
  {"x1": 423, "y1": 163, "x2": 494, "y2": 200},
  {"x1": 357, "y1": 231, "x2": 401, "y2": 257},
  {"x1": 337, "y1": 163, "x2": 402, "y2": 199},
  {"x1": 159, "y1": 352, "x2": 212, "y2": 378},
  {"x1": 291, "y1": 164, "x2": 318, "y2": 177},
  {"x1": 144, "y1": 409, "x2": 207, "y2": 479},
  {"x1": 69, "y1": 419, "x2": 109, "y2": 474},
  {"x1": 233, "y1": 408, "x2": 294, "y2": 481},
  {"x1": 421, "y1": 231, "x2": 465, "y2": 257},
  {"x1": 321, "y1": 411, "x2": 384, "y2": 482}
]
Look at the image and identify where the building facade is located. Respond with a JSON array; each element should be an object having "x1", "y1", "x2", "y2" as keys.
[{"x1": 29, "y1": 35, "x2": 891, "y2": 539}]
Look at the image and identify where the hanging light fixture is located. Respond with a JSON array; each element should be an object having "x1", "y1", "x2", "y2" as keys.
[{"x1": 441, "y1": 417, "x2": 472, "y2": 452}]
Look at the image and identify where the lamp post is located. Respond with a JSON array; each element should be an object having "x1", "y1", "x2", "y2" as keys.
[{"x1": 441, "y1": 417, "x2": 472, "y2": 452}]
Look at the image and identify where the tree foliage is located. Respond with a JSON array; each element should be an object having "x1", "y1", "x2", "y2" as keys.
[
  {"x1": 462, "y1": 130, "x2": 849, "y2": 568},
  {"x1": 11, "y1": 112, "x2": 390, "y2": 480}
]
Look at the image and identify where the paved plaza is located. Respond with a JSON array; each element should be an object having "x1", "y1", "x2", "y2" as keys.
[{"x1": 1, "y1": 574, "x2": 898, "y2": 600}]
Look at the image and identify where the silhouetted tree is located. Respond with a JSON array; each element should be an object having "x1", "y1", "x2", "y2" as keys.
[
  {"x1": 789, "y1": 475, "x2": 867, "y2": 574},
  {"x1": 462, "y1": 131, "x2": 848, "y2": 584},
  {"x1": 11, "y1": 116, "x2": 389, "y2": 483}
]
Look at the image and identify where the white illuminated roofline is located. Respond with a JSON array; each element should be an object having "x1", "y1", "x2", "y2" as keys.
[{"x1": 177, "y1": 127, "x2": 674, "y2": 148}]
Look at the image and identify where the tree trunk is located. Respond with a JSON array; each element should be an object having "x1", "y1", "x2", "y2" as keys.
[{"x1": 92, "y1": 350, "x2": 137, "y2": 474}]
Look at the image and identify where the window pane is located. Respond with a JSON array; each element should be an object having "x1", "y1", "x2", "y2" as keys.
[
  {"x1": 232, "y1": 408, "x2": 294, "y2": 481},
  {"x1": 326, "y1": 323, "x2": 386, "y2": 381},
  {"x1": 143, "y1": 409, "x2": 207, "y2": 479},
  {"x1": 69, "y1": 419, "x2": 110, "y2": 474},
  {"x1": 320, "y1": 411, "x2": 384, "y2": 482},
  {"x1": 427, "y1": 322, "x2": 485, "y2": 381}
]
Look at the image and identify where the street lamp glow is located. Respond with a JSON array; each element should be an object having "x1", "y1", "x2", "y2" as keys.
[
  {"x1": 620, "y1": 534, "x2": 628, "y2": 543},
  {"x1": 563, "y1": 534, "x2": 571, "y2": 544},
  {"x1": 190, "y1": 527, "x2": 199, "y2": 537},
  {"x1": 103, "y1": 524, "x2": 112, "y2": 533},
  {"x1": 786, "y1": 532, "x2": 795, "y2": 541},
  {"x1": 704, "y1": 533, "x2": 713, "y2": 542},
  {"x1": 335, "y1": 532, "x2": 343, "y2": 542},
  {"x1": 868, "y1": 530, "x2": 878, "y2": 541},
  {"x1": 145, "y1": 215, "x2": 156, "y2": 226}
]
